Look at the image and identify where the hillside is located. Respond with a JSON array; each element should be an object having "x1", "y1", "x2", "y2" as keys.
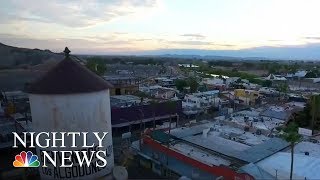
[
  {"x1": 0, "y1": 43, "x2": 66, "y2": 91},
  {"x1": 0, "y1": 42, "x2": 63, "y2": 69}
]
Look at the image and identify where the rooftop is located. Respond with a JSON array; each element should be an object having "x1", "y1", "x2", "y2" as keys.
[
  {"x1": 110, "y1": 95, "x2": 144, "y2": 107},
  {"x1": 171, "y1": 142, "x2": 231, "y2": 167},
  {"x1": 259, "y1": 106, "x2": 293, "y2": 121},
  {"x1": 215, "y1": 108, "x2": 285, "y2": 132},
  {"x1": 289, "y1": 141, "x2": 320, "y2": 158},
  {"x1": 103, "y1": 75, "x2": 138, "y2": 80},
  {"x1": 169, "y1": 122, "x2": 288, "y2": 163},
  {"x1": 256, "y1": 152, "x2": 320, "y2": 179},
  {"x1": 191, "y1": 90, "x2": 220, "y2": 97}
]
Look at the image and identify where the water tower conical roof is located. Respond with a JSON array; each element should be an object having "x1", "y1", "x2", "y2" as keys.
[{"x1": 27, "y1": 47, "x2": 113, "y2": 94}]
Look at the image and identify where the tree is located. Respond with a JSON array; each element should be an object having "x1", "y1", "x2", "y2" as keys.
[
  {"x1": 261, "y1": 80, "x2": 272, "y2": 87},
  {"x1": 305, "y1": 69, "x2": 319, "y2": 78},
  {"x1": 187, "y1": 77, "x2": 199, "y2": 93},
  {"x1": 268, "y1": 63, "x2": 278, "y2": 74},
  {"x1": 281, "y1": 122, "x2": 301, "y2": 180},
  {"x1": 311, "y1": 95, "x2": 320, "y2": 132},
  {"x1": 86, "y1": 59, "x2": 107, "y2": 75},
  {"x1": 294, "y1": 103, "x2": 312, "y2": 128},
  {"x1": 279, "y1": 83, "x2": 289, "y2": 92},
  {"x1": 277, "y1": 83, "x2": 289, "y2": 102},
  {"x1": 294, "y1": 96, "x2": 320, "y2": 131},
  {"x1": 175, "y1": 79, "x2": 188, "y2": 92},
  {"x1": 305, "y1": 71, "x2": 317, "y2": 78}
]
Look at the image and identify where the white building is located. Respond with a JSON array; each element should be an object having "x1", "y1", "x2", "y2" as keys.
[
  {"x1": 264, "y1": 74, "x2": 287, "y2": 81},
  {"x1": 140, "y1": 85, "x2": 178, "y2": 99},
  {"x1": 286, "y1": 70, "x2": 307, "y2": 78},
  {"x1": 259, "y1": 87, "x2": 279, "y2": 95},
  {"x1": 182, "y1": 91, "x2": 222, "y2": 115},
  {"x1": 215, "y1": 107, "x2": 285, "y2": 135}
]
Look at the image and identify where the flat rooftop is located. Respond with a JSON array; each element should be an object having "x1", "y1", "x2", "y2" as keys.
[
  {"x1": 256, "y1": 152, "x2": 320, "y2": 179},
  {"x1": 110, "y1": 95, "x2": 146, "y2": 107},
  {"x1": 170, "y1": 122, "x2": 269, "y2": 146},
  {"x1": 289, "y1": 141, "x2": 320, "y2": 158},
  {"x1": 215, "y1": 108, "x2": 286, "y2": 133},
  {"x1": 260, "y1": 106, "x2": 292, "y2": 121},
  {"x1": 171, "y1": 142, "x2": 231, "y2": 167},
  {"x1": 169, "y1": 122, "x2": 289, "y2": 163}
]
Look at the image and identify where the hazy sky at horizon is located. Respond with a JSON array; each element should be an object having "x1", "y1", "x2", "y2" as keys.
[{"x1": 1, "y1": 0, "x2": 320, "y2": 54}]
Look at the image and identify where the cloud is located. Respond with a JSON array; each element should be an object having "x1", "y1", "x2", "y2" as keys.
[
  {"x1": 130, "y1": 38, "x2": 153, "y2": 41},
  {"x1": 268, "y1": 39, "x2": 282, "y2": 42},
  {"x1": 216, "y1": 44, "x2": 235, "y2": 47},
  {"x1": 304, "y1": 37, "x2": 320, "y2": 40},
  {"x1": 180, "y1": 34, "x2": 206, "y2": 40},
  {"x1": 0, "y1": 33, "x2": 137, "y2": 53},
  {"x1": 0, "y1": 0, "x2": 159, "y2": 27},
  {"x1": 0, "y1": 34, "x2": 99, "y2": 50},
  {"x1": 170, "y1": 40, "x2": 213, "y2": 46}
]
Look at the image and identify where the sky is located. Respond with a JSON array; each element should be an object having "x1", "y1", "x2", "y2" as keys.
[{"x1": 1, "y1": 0, "x2": 320, "y2": 57}]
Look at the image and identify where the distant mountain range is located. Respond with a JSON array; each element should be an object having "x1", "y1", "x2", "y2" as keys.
[
  {"x1": 149, "y1": 54, "x2": 268, "y2": 61},
  {"x1": 0, "y1": 42, "x2": 63, "y2": 68},
  {"x1": 132, "y1": 43, "x2": 320, "y2": 60},
  {"x1": 1, "y1": 42, "x2": 320, "y2": 69}
]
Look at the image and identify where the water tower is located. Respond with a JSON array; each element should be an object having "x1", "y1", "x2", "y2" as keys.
[{"x1": 27, "y1": 47, "x2": 114, "y2": 179}]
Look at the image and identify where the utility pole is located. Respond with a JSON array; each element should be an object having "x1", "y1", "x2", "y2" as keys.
[
  {"x1": 166, "y1": 115, "x2": 171, "y2": 177},
  {"x1": 169, "y1": 114, "x2": 172, "y2": 135},
  {"x1": 311, "y1": 95, "x2": 316, "y2": 134},
  {"x1": 138, "y1": 109, "x2": 144, "y2": 150},
  {"x1": 176, "y1": 113, "x2": 179, "y2": 128}
]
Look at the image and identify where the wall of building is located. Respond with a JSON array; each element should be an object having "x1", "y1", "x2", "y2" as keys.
[
  {"x1": 141, "y1": 145, "x2": 216, "y2": 179},
  {"x1": 29, "y1": 90, "x2": 114, "y2": 179},
  {"x1": 234, "y1": 89, "x2": 259, "y2": 105},
  {"x1": 111, "y1": 101, "x2": 182, "y2": 126},
  {"x1": 110, "y1": 86, "x2": 139, "y2": 96}
]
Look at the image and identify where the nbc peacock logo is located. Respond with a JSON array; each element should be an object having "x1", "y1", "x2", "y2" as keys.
[{"x1": 13, "y1": 151, "x2": 40, "y2": 167}]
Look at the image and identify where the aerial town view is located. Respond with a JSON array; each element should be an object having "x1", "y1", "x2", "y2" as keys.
[{"x1": 1, "y1": 1, "x2": 320, "y2": 180}]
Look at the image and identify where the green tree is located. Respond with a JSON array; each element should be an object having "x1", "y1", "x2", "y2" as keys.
[
  {"x1": 294, "y1": 96, "x2": 320, "y2": 131},
  {"x1": 175, "y1": 79, "x2": 188, "y2": 92},
  {"x1": 281, "y1": 122, "x2": 301, "y2": 180},
  {"x1": 277, "y1": 83, "x2": 289, "y2": 102},
  {"x1": 305, "y1": 70, "x2": 319, "y2": 78},
  {"x1": 261, "y1": 80, "x2": 272, "y2": 87},
  {"x1": 267, "y1": 63, "x2": 279, "y2": 74},
  {"x1": 187, "y1": 77, "x2": 199, "y2": 93},
  {"x1": 294, "y1": 103, "x2": 312, "y2": 128},
  {"x1": 86, "y1": 59, "x2": 107, "y2": 75},
  {"x1": 311, "y1": 95, "x2": 320, "y2": 132}
]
